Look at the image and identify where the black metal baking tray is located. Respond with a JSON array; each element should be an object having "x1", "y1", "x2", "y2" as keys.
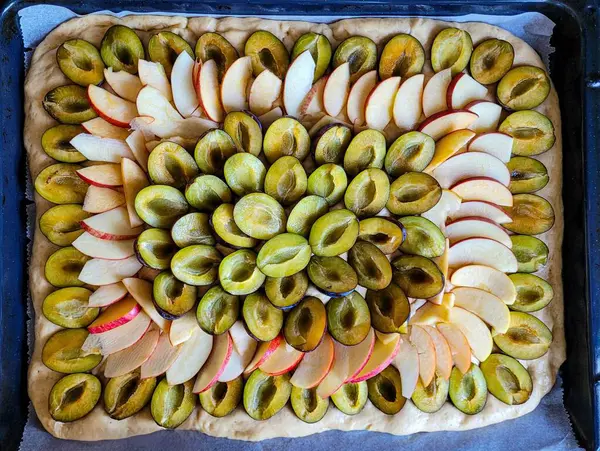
[{"x1": 0, "y1": 1, "x2": 598, "y2": 449}]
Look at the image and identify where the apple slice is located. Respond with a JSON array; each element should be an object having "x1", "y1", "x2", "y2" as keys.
[
  {"x1": 449, "y1": 306, "x2": 493, "y2": 362},
  {"x1": 258, "y1": 107, "x2": 283, "y2": 128},
  {"x1": 259, "y1": 338, "x2": 304, "y2": 376},
  {"x1": 82, "y1": 117, "x2": 130, "y2": 140},
  {"x1": 78, "y1": 255, "x2": 143, "y2": 286},
  {"x1": 433, "y1": 151, "x2": 510, "y2": 189},
  {"x1": 451, "y1": 177, "x2": 513, "y2": 206},
  {"x1": 198, "y1": 59, "x2": 224, "y2": 122},
  {"x1": 194, "y1": 332, "x2": 233, "y2": 393},
  {"x1": 130, "y1": 115, "x2": 217, "y2": 140},
  {"x1": 138, "y1": 59, "x2": 172, "y2": 101},
  {"x1": 449, "y1": 237, "x2": 518, "y2": 273},
  {"x1": 88, "y1": 282, "x2": 128, "y2": 308},
  {"x1": 249, "y1": 69, "x2": 282, "y2": 116},
  {"x1": 221, "y1": 56, "x2": 252, "y2": 113},
  {"x1": 423, "y1": 129, "x2": 476, "y2": 173},
  {"x1": 136, "y1": 85, "x2": 183, "y2": 122},
  {"x1": 299, "y1": 75, "x2": 327, "y2": 117},
  {"x1": 81, "y1": 207, "x2": 144, "y2": 240},
  {"x1": 448, "y1": 200, "x2": 512, "y2": 224},
  {"x1": 409, "y1": 326, "x2": 436, "y2": 386},
  {"x1": 418, "y1": 110, "x2": 478, "y2": 141},
  {"x1": 308, "y1": 115, "x2": 352, "y2": 138},
  {"x1": 87, "y1": 85, "x2": 137, "y2": 128},
  {"x1": 121, "y1": 158, "x2": 148, "y2": 228},
  {"x1": 171, "y1": 51, "x2": 200, "y2": 118},
  {"x1": 466, "y1": 101, "x2": 502, "y2": 133},
  {"x1": 122, "y1": 277, "x2": 170, "y2": 332},
  {"x1": 347, "y1": 70, "x2": 377, "y2": 125},
  {"x1": 244, "y1": 335, "x2": 282, "y2": 375},
  {"x1": 88, "y1": 296, "x2": 141, "y2": 334},
  {"x1": 447, "y1": 73, "x2": 488, "y2": 109},
  {"x1": 452, "y1": 287, "x2": 511, "y2": 334},
  {"x1": 450, "y1": 264, "x2": 517, "y2": 305},
  {"x1": 83, "y1": 186, "x2": 125, "y2": 214},
  {"x1": 410, "y1": 300, "x2": 451, "y2": 325},
  {"x1": 468, "y1": 132, "x2": 514, "y2": 163},
  {"x1": 141, "y1": 331, "x2": 182, "y2": 379},
  {"x1": 421, "y1": 189, "x2": 462, "y2": 232},
  {"x1": 282, "y1": 51, "x2": 316, "y2": 118},
  {"x1": 70, "y1": 134, "x2": 135, "y2": 163},
  {"x1": 169, "y1": 311, "x2": 199, "y2": 346},
  {"x1": 125, "y1": 130, "x2": 149, "y2": 172},
  {"x1": 348, "y1": 332, "x2": 401, "y2": 383},
  {"x1": 436, "y1": 323, "x2": 472, "y2": 374},
  {"x1": 446, "y1": 217, "x2": 512, "y2": 248},
  {"x1": 104, "y1": 67, "x2": 143, "y2": 102},
  {"x1": 82, "y1": 310, "x2": 151, "y2": 356},
  {"x1": 72, "y1": 232, "x2": 134, "y2": 260},
  {"x1": 323, "y1": 62, "x2": 351, "y2": 117},
  {"x1": 76, "y1": 164, "x2": 122, "y2": 188},
  {"x1": 365, "y1": 76, "x2": 401, "y2": 131},
  {"x1": 422, "y1": 68, "x2": 451, "y2": 117},
  {"x1": 104, "y1": 323, "x2": 160, "y2": 378},
  {"x1": 393, "y1": 74, "x2": 425, "y2": 130},
  {"x1": 219, "y1": 321, "x2": 258, "y2": 382},
  {"x1": 394, "y1": 334, "x2": 419, "y2": 398},
  {"x1": 422, "y1": 325, "x2": 452, "y2": 380},
  {"x1": 166, "y1": 326, "x2": 214, "y2": 385},
  {"x1": 290, "y1": 333, "x2": 335, "y2": 389}
]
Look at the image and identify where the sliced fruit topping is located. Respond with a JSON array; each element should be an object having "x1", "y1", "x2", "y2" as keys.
[
  {"x1": 88, "y1": 282, "x2": 127, "y2": 308},
  {"x1": 292, "y1": 32, "x2": 332, "y2": 81},
  {"x1": 171, "y1": 51, "x2": 200, "y2": 118},
  {"x1": 290, "y1": 333, "x2": 334, "y2": 389},
  {"x1": 397, "y1": 216, "x2": 445, "y2": 258},
  {"x1": 497, "y1": 65, "x2": 550, "y2": 110},
  {"x1": 418, "y1": 110, "x2": 478, "y2": 141},
  {"x1": 509, "y1": 273, "x2": 554, "y2": 312},
  {"x1": 437, "y1": 323, "x2": 472, "y2": 375},
  {"x1": 88, "y1": 84, "x2": 137, "y2": 128},
  {"x1": 333, "y1": 36, "x2": 377, "y2": 82},
  {"x1": 446, "y1": 217, "x2": 512, "y2": 248},
  {"x1": 198, "y1": 59, "x2": 225, "y2": 122},
  {"x1": 195, "y1": 32, "x2": 238, "y2": 81},
  {"x1": 49, "y1": 373, "x2": 101, "y2": 422},
  {"x1": 433, "y1": 151, "x2": 510, "y2": 189},
  {"x1": 447, "y1": 73, "x2": 488, "y2": 110},
  {"x1": 466, "y1": 101, "x2": 503, "y2": 134},
  {"x1": 223, "y1": 153, "x2": 266, "y2": 196},
  {"x1": 42, "y1": 328, "x2": 102, "y2": 373},
  {"x1": 323, "y1": 62, "x2": 351, "y2": 117},
  {"x1": 147, "y1": 31, "x2": 193, "y2": 77},
  {"x1": 350, "y1": 331, "x2": 401, "y2": 382},
  {"x1": 243, "y1": 369, "x2": 292, "y2": 420},
  {"x1": 45, "y1": 246, "x2": 90, "y2": 287},
  {"x1": 503, "y1": 193, "x2": 555, "y2": 235},
  {"x1": 39, "y1": 204, "x2": 90, "y2": 246},
  {"x1": 103, "y1": 67, "x2": 142, "y2": 102},
  {"x1": 449, "y1": 237, "x2": 518, "y2": 273},
  {"x1": 493, "y1": 311, "x2": 552, "y2": 360},
  {"x1": 42, "y1": 124, "x2": 86, "y2": 163},
  {"x1": 347, "y1": 70, "x2": 378, "y2": 125},
  {"x1": 451, "y1": 177, "x2": 513, "y2": 206},
  {"x1": 449, "y1": 364, "x2": 487, "y2": 414},
  {"x1": 166, "y1": 327, "x2": 213, "y2": 385},
  {"x1": 412, "y1": 371, "x2": 449, "y2": 413},
  {"x1": 245, "y1": 30, "x2": 289, "y2": 78},
  {"x1": 193, "y1": 332, "x2": 233, "y2": 393},
  {"x1": 422, "y1": 68, "x2": 452, "y2": 117},
  {"x1": 221, "y1": 56, "x2": 253, "y2": 113},
  {"x1": 331, "y1": 381, "x2": 368, "y2": 415},
  {"x1": 307, "y1": 256, "x2": 357, "y2": 296},
  {"x1": 170, "y1": 244, "x2": 221, "y2": 286},
  {"x1": 196, "y1": 285, "x2": 239, "y2": 334},
  {"x1": 470, "y1": 38, "x2": 515, "y2": 85},
  {"x1": 511, "y1": 235, "x2": 549, "y2": 273},
  {"x1": 431, "y1": 28, "x2": 473, "y2": 75},
  {"x1": 42, "y1": 287, "x2": 98, "y2": 328},
  {"x1": 151, "y1": 378, "x2": 196, "y2": 428},
  {"x1": 284, "y1": 296, "x2": 327, "y2": 352},
  {"x1": 393, "y1": 74, "x2": 425, "y2": 131},
  {"x1": 450, "y1": 265, "x2": 517, "y2": 305},
  {"x1": 499, "y1": 110, "x2": 555, "y2": 156},
  {"x1": 450, "y1": 306, "x2": 493, "y2": 362},
  {"x1": 70, "y1": 133, "x2": 134, "y2": 163},
  {"x1": 140, "y1": 331, "x2": 181, "y2": 379},
  {"x1": 104, "y1": 371, "x2": 156, "y2": 420},
  {"x1": 43, "y1": 84, "x2": 97, "y2": 124},
  {"x1": 249, "y1": 69, "x2": 282, "y2": 116},
  {"x1": 421, "y1": 189, "x2": 462, "y2": 232},
  {"x1": 379, "y1": 33, "x2": 425, "y2": 79},
  {"x1": 344, "y1": 129, "x2": 387, "y2": 176},
  {"x1": 35, "y1": 163, "x2": 88, "y2": 204},
  {"x1": 481, "y1": 353, "x2": 532, "y2": 405},
  {"x1": 452, "y1": 286, "x2": 510, "y2": 334},
  {"x1": 104, "y1": 324, "x2": 160, "y2": 378},
  {"x1": 365, "y1": 77, "x2": 401, "y2": 131},
  {"x1": 507, "y1": 156, "x2": 549, "y2": 194},
  {"x1": 283, "y1": 50, "x2": 316, "y2": 118}
]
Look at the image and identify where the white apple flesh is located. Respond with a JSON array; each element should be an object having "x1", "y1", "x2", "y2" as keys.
[
  {"x1": 104, "y1": 324, "x2": 160, "y2": 378},
  {"x1": 467, "y1": 132, "x2": 514, "y2": 163},
  {"x1": 219, "y1": 321, "x2": 257, "y2": 382},
  {"x1": 436, "y1": 323, "x2": 472, "y2": 374},
  {"x1": 121, "y1": 158, "x2": 149, "y2": 228},
  {"x1": 171, "y1": 51, "x2": 201, "y2": 118},
  {"x1": 418, "y1": 110, "x2": 478, "y2": 141},
  {"x1": 166, "y1": 326, "x2": 214, "y2": 385},
  {"x1": 421, "y1": 189, "x2": 462, "y2": 232},
  {"x1": 323, "y1": 62, "x2": 351, "y2": 117},
  {"x1": 393, "y1": 74, "x2": 424, "y2": 130},
  {"x1": 466, "y1": 101, "x2": 502, "y2": 133},
  {"x1": 448, "y1": 200, "x2": 512, "y2": 224},
  {"x1": 141, "y1": 331, "x2": 182, "y2": 379},
  {"x1": 348, "y1": 331, "x2": 401, "y2": 383},
  {"x1": 449, "y1": 306, "x2": 493, "y2": 362},
  {"x1": 122, "y1": 277, "x2": 171, "y2": 332},
  {"x1": 244, "y1": 336, "x2": 282, "y2": 375},
  {"x1": 82, "y1": 117, "x2": 130, "y2": 140},
  {"x1": 76, "y1": 164, "x2": 122, "y2": 188},
  {"x1": 422, "y1": 68, "x2": 451, "y2": 117},
  {"x1": 346, "y1": 70, "x2": 377, "y2": 125},
  {"x1": 199, "y1": 59, "x2": 224, "y2": 122},
  {"x1": 70, "y1": 133, "x2": 135, "y2": 163},
  {"x1": 432, "y1": 151, "x2": 510, "y2": 188},
  {"x1": 446, "y1": 73, "x2": 489, "y2": 109},
  {"x1": 87, "y1": 85, "x2": 138, "y2": 128},
  {"x1": 450, "y1": 177, "x2": 513, "y2": 206},
  {"x1": 290, "y1": 333, "x2": 335, "y2": 389},
  {"x1": 82, "y1": 310, "x2": 151, "y2": 356},
  {"x1": 103, "y1": 67, "x2": 143, "y2": 102},
  {"x1": 259, "y1": 338, "x2": 304, "y2": 376},
  {"x1": 194, "y1": 332, "x2": 233, "y2": 393},
  {"x1": 221, "y1": 56, "x2": 253, "y2": 113},
  {"x1": 72, "y1": 232, "x2": 134, "y2": 260},
  {"x1": 450, "y1": 264, "x2": 517, "y2": 305},
  {"x1": 422, "y1": 325, "x2": 452, "y2": 380},
  {"x1": 449, "y1": 237, "x2": 518, "y2": 273},
  {"x1": 78, "y1": 255, "x2": 143, "y2": 286},
  {"x1": 299, "y1": 75, "x2": 327, "y2": 117},
  {"x1": 446, "y1": 217, "x2": 512, "y2": 248},
  {"x1": 452, "y1": 286, "x2": 511, "y2": 334},
  {"x1": 282, "y1": 51, "x2": 316, "y2": 118},
  {"x1": 365, "y1": 76, "x2": 401, "y2": 131},
  {"x1": 394, "y1": 334, "x2": 420, "y2": 398},
  {"x1": 169, "y1": 311, "x2": 200, "y2": 346},
  {"x1": 125, "y1": 130, "x2": 149, "y2": 172},
  {"x1": 80, "y1": 207, "x2": 144, "y2": 240},
  {"x1": 138, "y1": 59, "x2": 172, "y2": 101},
  {"x1": 88, "y1": 282, "x2": 128, "y2": 308},
  {"x1": 249, "y1": 69, "x2": 282, "y2": 116},
  {"x1": 409, "y1": 326, "x2": 436, "y2": 386},
  {"x1": 88, "y1": 296, "x2": 141, "y2": 334}
]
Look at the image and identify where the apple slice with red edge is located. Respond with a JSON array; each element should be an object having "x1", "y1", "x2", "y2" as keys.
[
  {"x1": 244, "y1": 335, "x2": 282, "y2": 375},
  {"x1": 78, "y1": 255, "x2": 143, "y2": 286},
  {"x1": 259, "y1": 335, "x2": 304, "y2": 376},
  {"x1": 82, "y1": 117, "x2": 130, "y2": 140},
  {"x1": 193, "y1": 332, "x2": 233, "y2": 393},
  {"x1": 169, "y1": 311, "x2": 199, "y2": 346},
  {"x1": 122, "y1": 277, "x2": 170, "y2": 332},
  {"x1": 449, "y1": 306, "x2": 493, "y2": 362},
  {"x1": 81, "y1": 207, "x2": 144, "y2": 240},
  {"x1": 130, "y1": 115, "x2": 216, "y2": 140},
  {"x1": 365, "y1": 76, "x2": 401, "y2": 131},
  {"x1": 83, "y1": 186, "x2": 124, "y2": 214},
  {"x1": 104, "y1": 323, "x2": 160, "y2": 378},
  {"x1": 141, "y1": 331, "x2": 182, "y2": 379},
  {"x1": 219, "y1": 321, "x2": 258, "y2": 382},
  {"x1": 258, "y1": 107, "x2": 283, "y2": 129},
  {"x1": 138, "y1": 59, "x2": 172, "y2": 101},
  {"x1": 221, "y1": 56, "x2": 252, "y2": 113},
  {"x1": 82, "y1": 310, "x2": 150, "y2": 355},
  {"x1": 290, "y1": 333, "x2": 335, "y2": 389},
  {"x1": 348, "y1": 331, "x2": 401, "y2": 383},
  {"x1": 394, "y1": 334, "x2": 419, "y2": 398},
  {"x1": 452, "y1": 286, "x2": 511, "y2": 334},
  {"x1": 347, "y1": 70, "x2": 377, "y2": 125},
  {"x1": 323, "y1": 62, "x2": 351, "y2": 117},
  {"x1": 72, "y1": 232, "x2": 134, "y2": 260},
  {"x1": 198, "y1": 59, "x2": 224, "y2": 122},
  {"x1": 467, "y1": 132, "x2": 514, "y2": 163},
  {"x1": 70, "y1": 133, "x2": 135, "y2": 163},
  {"x1": 125, "y1": 130, "x2": 149, "y2": 172},
  {"x1": 88, "y1": 282, "x2": 128, "y2": 308},
  {"x1": 446, "y1": 217, "x2": 512, "y2": 248},
  {"x1": 87, "y1": 85, "x2": 137, "y2": 128},
  {"x1": 409, "y1": 325, "x2": 436, "y2": 386},
  {"x1": 422, "y1": 325, "x2": 452, "y2": 380},
  {"x1": 283, "y1": 51, "x2": 316, "y2": 118},
  {"x1": 166, "y1": 326, "x2": 214, "y2": 385},
  {"x1": 136, "y1": 85, "x2": 183, "y2": 122},
  {"x1": 418, "y1": 109, "x2": 478, "y2": 141},
  {"x1": 466, "y1": 101, "x2": 502, "y2": 133},
  {"x1": 449, "y1": 237, "x2": 518, "y2": 273},
  {"x1": 436, "y1": 323, "x2": 472, "y2": 374},
  {"x1": 448, "y1": 200, "x2": 512, "y2": 224},
  {"x1": 76, "y1": 164, "x2": 122, "y2": 188},
  {"x1": 422, "y1": 68, "x2": 451, "y2": 117},
  {"x1": 421, "y1": 189, "x2": 462, "y2": 232},
  {"x1": 103, "y1": 67, "x2": 142, "y2": 102},
  {"x1": 446, "y1": 73, "x2": 489, "y2": 109},
  {"x1": 171, "y1": 51, "x2": 200, "y2": 118},
  {"x1": 88, "y1": 296, "x2": 141, "y2": 334},
  {"x1": 450, "y1": 177, "x2": 513, "y2": 206},
  {"x1": 433, "y1": 151, "x2": 510, "y2": 189},
  {"x1": 450, "y1": 264, "x2": 517, "y2": 305},
  {"x1": 121, "y1": 158, "x2": 148, "y2": 228},
  {"x1": 300, "y1": 75, "x2": 327, "y2": 117},
  {"x1": 249, "y1": 69, "x2": 282, "y2": 116},
  {"x1": 393, "y1": 74, "x2": 425, "y2": 131}
]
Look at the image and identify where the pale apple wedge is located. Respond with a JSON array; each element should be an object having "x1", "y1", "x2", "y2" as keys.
[
  {"x1": 410, "y1": 301, "x2": 451, "y2": 325},
  {"x1": 82, "y1": 311, "x2": 151, "y2": 356},
  {"x1": 104, "y1": 323, "x2": 160, "y2": 378},
  {"x1": 423, "y1": 129, "x2": 476, "y2": 173},
  {"x1": 136, "y1": 85, "x2": 182, "y2": 121},
  {"x1": 83, "y1": 186, "x2": 125, "y2": 214},
  {"x1": 103, "y1": 67, "x2": 143, "y2": 102},
  {"x1": 323, "y1": 62, "x2": 351, "y2": 117},
  {"x1": 365, "y1": 76, "x2": 401, "y2": 131},
  {"x1": 409, "y1": 326, "x2": 436, "y2": 386},
  {"x1": 449, "y1": 237, "x2": 518, "y2": 273},
  {"x1": 257, "y1": 107, "x2": 283, "y2": 128},
  {"x1": 348, "y1": 332, "x2": 401, "y2": 383},
  {"x1": 80, "y1": 207, "x2": 144, "y2": 240},
  {"x1": 452, "y1": 286, "x2": 511, "y2": 334},
  {"x1": 72, "y1": 232, "x2": 134, "y2": 260},
  {"x1": 79, "y1": 255, "x2": 143, "y2": 286},
  {"x1": 308, "y1": 115, "x2": 352, "y2": 138},
  {"x1": 199, "y1": 59, "x2": 224, "y2": 122},
  {"x1": 88, "y1": 282, "x2": 127, "y2": 308},
  {"x1": 87, "y1": 85, "x2": 138, "y2": 128},
  {"x1": 88, "y1": 296, "x2": 141, "y2": 334},
  {"x1": 450, "y1": 177, "x2": 513, "y2": 206},
  {"x1": 299, "y1": 75, "x2": 327, "y2": 117},
  {"x1": 244, "y1": 335, "x2": 282, "y2": 375},
  {"x1": 421, "y1": 189, "x2": 462, "y2": 233},
  {"x1": 394, "y1": 334, "x2": 420, "y2": 398},
  {"x1": 393, "y1": 74, "x2": 425, "y2": 131},
  {"x1": 249, "y1": 69, "x2": 282, "y2": 116},
  {"x1": 141, "y1": 331, "x2": 182, "y2": 379},
  {"x1": 449, "y1": 306, "x2": 493, "y2": 362},
  {"x1": 259, "y1": 337, "x2": 304, "y2": 376},
  {"x1": 169, "y1": 311, "x2": 199, "y2": 346},
  {"x1": 432, "y1": 151, "x2": 510, "y2": 188},
  {"x1": 82, "y1": 117, "x2": 130, "y2": 140},
  {"x1": 125, "y1": 130, "x2": 149, "y2": 172},
  {"x1": 375, "y1": 330, "x2": 400, "y2": 345},
  {"x1": 448, "y1": 200, "x2": 512, "y2": 224},
  {"x1": 347, "y1": 70, "x2": 377, "y2": 125},
  {"x1": 418, "y1": 110, "x2": 478, "y2": 141},
  {"x1": 122, "y1": 277, "x2": 170, "y2": 332},
  {"x1": 422, "y1": 325, "x2": 452, "y2": 380},
  {"x1": 467, "y1": 132, "x2": 514, "y2": 163},
  {"x1": 171, "y1": 51, "x2": 200, "y2": 118},
  {"x1": 466, "y1": 101, "x2": 502, "y2": 134},
  {"x1": 447, "y1": 73, "x2": 489, "y2": 109},
  {"x1": 76, "y1": 164, "x2": 122, "y2": 188},
  {"x1": 422, "y1": 68, "x2": 451, "y2": 117},
  {"x1": 282, "y1": 51, "x2": 316, "y2": 118},
  {"x1": 450, "y1": 264, "x2": 517, "y2": 305},
  {"x1": 436, "y1": 323, "x2": 472, "y2": 374},
  {"x1": 446, "y1": 217, "x2": 512, "y2": 248},
  {"x1": 290, "y1": 333, "x2": 335, "y2": 389},
  {"x1": 221, "y1": 56, "x2": 252, "y2": 113},
  {"x1": 166, "y1": 326, "x2": 214, "y2": 385},
  {"x1": 121, "y1": 158, "x2": 148, "y2": 228},
  {"x1": 70, "y1": 133, "x2": 134, "y2": 163},
  {"x1": 138, "y1": 59, "x2": 172, "y2": 101},
  {"x1": 130, "y1": 115, "x2": 217, "y2": 140},
  {"x1": 193, "y1": 332, "x2": 233, "y2": 393},
  {"x1": 219, "y1": 321, "x2": 257, "y2": 382}
]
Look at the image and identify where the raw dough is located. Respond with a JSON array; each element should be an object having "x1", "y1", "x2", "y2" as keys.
[{"x1": 24, "y1": 14, "x2": 564, "y2": 441}]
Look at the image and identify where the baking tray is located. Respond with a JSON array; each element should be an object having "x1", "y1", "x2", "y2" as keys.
[{"x1": 0, "y1": 0, "x2": 598, "y2": 449}]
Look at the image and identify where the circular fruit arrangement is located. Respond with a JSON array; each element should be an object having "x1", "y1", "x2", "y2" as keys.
[{"x1": 35, "y1": 22, "x2": 557, "y2": 428}]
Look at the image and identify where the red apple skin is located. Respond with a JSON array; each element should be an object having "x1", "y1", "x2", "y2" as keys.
[
  {"x1": 449, "y1": 176, "x2": 506, "y2": 191},
  {"x1": 88, "y1": 303, "x2": 141, "y2": 334},
  {"x1": 466, "y1": 131, "x2": 513, "y2": 150},
  {"x1": 76, "y1": 173, "x2": 120, "y2": 189},
  {"x1": 87, "y1": 88, "x2": 130, "y2": 128},
  {"x1": 446, "y1": 215, "x2": 502, "y2": 227},
  {"x1": 194, "y1": 334, "x2": 234, "y2": 393},
  {"x1": 346, "y1": 334, "x2": 376, "y2": 382},
  {"x1": 308, "y1": 343, "x2": 335, "y2": 389},
  {"x1": 243, "y1": 335, "x2": 282, "y2": 375},
  {"x1": 80, "y1": 221, "x2": 139, "y2": 241},
  {"x1": 449, "y1": 236, "x2": 513, "y2": 251},
  {"x1": 347, "y1": 339, "x2": 401, "y2": 383},
  {"x1": 261, "y1": 352, "x2": 304, "y2": 377},
  {"x1": 446, "y1": 73, "x2": 467, "y2": 109},
  {"x1": 360, "y1": 83, "x2": 381, "y2": 125},
  {"x1": 89, "y1": 285, "x2": 128, "y2": 307},
  {"x1": 417, "y1": 108, "x2": 478, "y2": 132}
]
